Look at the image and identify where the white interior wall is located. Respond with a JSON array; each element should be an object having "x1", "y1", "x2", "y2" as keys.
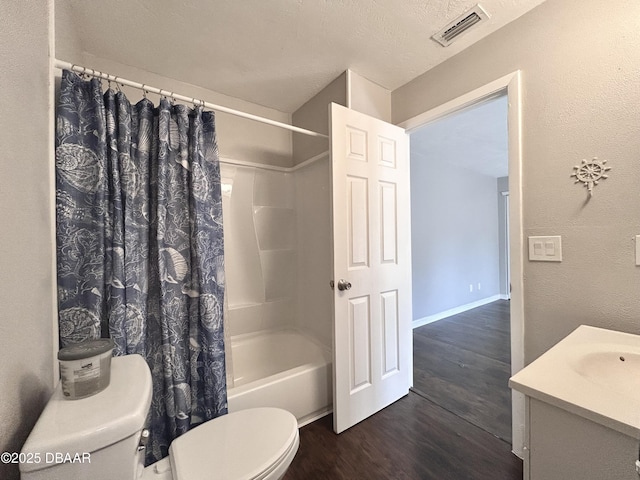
[
  {"x1": 0, "y1": 2, "x2": 55, "y2": 480},
  {"x1": 392, "y1": 0, "x2": 640, "y2": 363}
]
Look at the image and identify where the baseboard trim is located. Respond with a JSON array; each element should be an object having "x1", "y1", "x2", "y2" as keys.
[{"x1": 412, "y1": 294, "x2": 503, "y2": 329}]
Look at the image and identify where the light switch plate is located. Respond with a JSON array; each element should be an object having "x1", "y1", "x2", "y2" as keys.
[{"x1": 529, "y1": 236, "x2": 562, "y2": 262}]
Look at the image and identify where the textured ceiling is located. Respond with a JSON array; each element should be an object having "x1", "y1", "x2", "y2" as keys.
[
  {"x1": 411, "y1": 94, "x2": 508, "y2": 178},
  {"x1": 55, "y1": 0, "x2": 546, "y2": 113}
]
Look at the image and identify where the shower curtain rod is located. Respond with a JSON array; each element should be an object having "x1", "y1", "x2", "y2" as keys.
[{"x1": 54, "y1": 59, "x2": 329, "y2": 139}]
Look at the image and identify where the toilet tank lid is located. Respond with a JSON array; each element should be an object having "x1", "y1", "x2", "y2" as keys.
[{"x1": 20, "y1": 355, "x2": 152, "y2": 473}]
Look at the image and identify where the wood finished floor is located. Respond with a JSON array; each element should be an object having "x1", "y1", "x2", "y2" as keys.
[
  {"x1": 283, "y1": 392, "x2": 521, "y2": 480},
  {"x1": 284, "y1": 301, "x2": 520, "y2": 479},
  {"x1": 412, "y1": 300, "x2": 512, "y2": 442}
]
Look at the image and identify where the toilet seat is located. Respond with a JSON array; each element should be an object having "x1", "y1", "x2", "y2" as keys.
[
  {"x1": 169, "y1": 407, "x2": 299, "y2": 480},
  {"x1": 249, "y1": 426, "x2": 299, "y2": 480}
]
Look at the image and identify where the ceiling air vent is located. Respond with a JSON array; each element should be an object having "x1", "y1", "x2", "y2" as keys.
[{"x1": 432, "y1": 4, "x2": 489, "y2": 47}]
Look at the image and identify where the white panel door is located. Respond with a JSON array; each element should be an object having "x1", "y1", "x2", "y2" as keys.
[{"x1": 330, "y1": 103, "x2": 412, "y2": 433}]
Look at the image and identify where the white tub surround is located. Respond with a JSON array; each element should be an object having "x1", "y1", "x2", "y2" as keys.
[
  {"x1": 227, "y1": 330, "x2": 332, "y2": 426},
  {"x1": 221, "y1": 164, "x2": 297, "y2": 336},
  {"x1": 510, "y1": 325, "x2": 640, "y2": 480},
  {"x1": 220, "y1": 153, "x2": 333, "y2": 427}
]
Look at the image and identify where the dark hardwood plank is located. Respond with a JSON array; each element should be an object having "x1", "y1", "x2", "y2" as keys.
[
  {"x1": 414, "y1": 315, "x2": 511, "y2": 364},
  {"x1": 284, "y1": 392, "x2": 522, "y2": 480},
  {"x1": 413, "y1": 334, "x2": 511, "y2": 441},
  {"x1": 412, "y1": 300, "x2": 512, "y2": 442},
  {"x1": 446, "y1": 300, "x2": 511, "y2": 335}
]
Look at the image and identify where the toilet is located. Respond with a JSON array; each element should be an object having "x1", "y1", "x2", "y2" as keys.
[{"x1": 20, "y1": 354, "x2": 299, "y2": 480}]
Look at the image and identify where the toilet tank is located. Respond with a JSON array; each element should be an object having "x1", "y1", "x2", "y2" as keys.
[{"x1": 20, "y1": 354, "x2": 152, "y2": 480}]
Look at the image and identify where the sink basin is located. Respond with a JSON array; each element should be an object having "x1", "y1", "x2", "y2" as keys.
[
  {"x1": 510, "y1": 325, "x2": 640, "y2": 438},
  {"x1": 570, "y1": 347, "x2": 640, "y2": 399}
]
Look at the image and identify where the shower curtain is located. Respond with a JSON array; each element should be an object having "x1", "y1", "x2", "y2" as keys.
[{"x1": 55, "y1": 70, "x2": 227, "y2": 463}]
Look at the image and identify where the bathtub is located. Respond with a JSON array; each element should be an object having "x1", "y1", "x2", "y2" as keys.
[{"x1": 227, "y1": 330, "x2": 333, "y2": 426}]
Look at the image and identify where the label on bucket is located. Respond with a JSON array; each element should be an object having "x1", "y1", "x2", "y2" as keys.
[{"x1": 60, "y1": 359, "x2": 101, "y2": 398}]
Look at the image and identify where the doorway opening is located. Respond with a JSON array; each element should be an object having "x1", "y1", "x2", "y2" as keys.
[
  {"x1": 399, "y1": 72, "x2": 525, "y2": 456},
  {"x1": 409, "y1": 93, "x2": 511, "y2": 441}
]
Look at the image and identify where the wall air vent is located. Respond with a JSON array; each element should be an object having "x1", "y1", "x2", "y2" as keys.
[{"x1": 432, "y1": 4, "x2": 489, "y2": 47}]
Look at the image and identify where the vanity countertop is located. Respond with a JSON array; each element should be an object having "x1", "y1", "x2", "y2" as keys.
[{"x1": 509, "y1": 325, "x2": 640, "y2": 438}]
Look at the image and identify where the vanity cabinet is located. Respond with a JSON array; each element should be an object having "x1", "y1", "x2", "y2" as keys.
[
  {"x1": 526, "y1": 397, "x2": 639, "y2": 480},
  {"x1": 509, "y1": 326, "x2": 640, "y2": 480}
]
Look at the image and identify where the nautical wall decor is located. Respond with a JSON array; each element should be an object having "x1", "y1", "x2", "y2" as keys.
[{"x1": 571, "y1": 157, "x2": 610, "y2": 198}]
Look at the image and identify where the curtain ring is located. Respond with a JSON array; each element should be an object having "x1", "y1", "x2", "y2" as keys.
[{"x1": 142, "y1": 84, "x2": 148, "y2": 99}]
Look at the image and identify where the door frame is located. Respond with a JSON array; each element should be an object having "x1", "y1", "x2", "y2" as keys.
[
  {"x1": 398, "y1": 71, "x2": 525, "y2": 457},
  {"x1": 502, "y1": 191, "x2": 511, "y2": 300}
]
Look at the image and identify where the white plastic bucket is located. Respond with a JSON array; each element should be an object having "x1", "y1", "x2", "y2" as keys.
[{"x1": 58, "y1": 338, "x2": 114, "y2": 400}]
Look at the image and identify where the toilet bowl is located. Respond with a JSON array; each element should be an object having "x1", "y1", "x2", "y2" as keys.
[{"x1": 20, "y1": 355, "x2": 299, "y2": 480}]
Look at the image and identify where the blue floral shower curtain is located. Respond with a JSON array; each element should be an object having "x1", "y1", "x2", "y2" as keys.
[{"x1": 56, "y1": 70, "x2": 227, "y2": 463}]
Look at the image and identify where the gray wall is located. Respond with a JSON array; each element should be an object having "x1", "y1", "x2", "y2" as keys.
[
  {"x1": 292, "y1": 72, "x2": 345, "y2": 164},
  {"x1": 0, "y1": 2, "x2": 55, "y2": 479},
  {"x1": 348, "y1": 70, "x2": 391, "y2": 122},
  {"x1": 411, "y1": 157, "x2": 500, "y2": 319},
  {"x1": 393, "y1": 0, "x2": 640, "y2": 362},
  {"x1": 291, "y1": 69, "x2": 391, "y2": 164},
  {"x1": 294, "y1": 155, "x2": 333, "y2": 346}
]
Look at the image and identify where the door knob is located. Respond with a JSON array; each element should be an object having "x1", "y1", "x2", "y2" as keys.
[{"x1": 337, "y1": 279, "x2": 352, "y2": 291}]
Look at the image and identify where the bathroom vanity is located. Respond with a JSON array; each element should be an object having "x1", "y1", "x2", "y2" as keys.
[{"x1": 510, "y1": 325, "x2": 640, "y2": 480}]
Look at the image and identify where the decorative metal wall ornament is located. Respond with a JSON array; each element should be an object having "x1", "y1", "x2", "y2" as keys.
[{"x1": 571, "y1": 157, "x2": 610, "y2": 197}]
